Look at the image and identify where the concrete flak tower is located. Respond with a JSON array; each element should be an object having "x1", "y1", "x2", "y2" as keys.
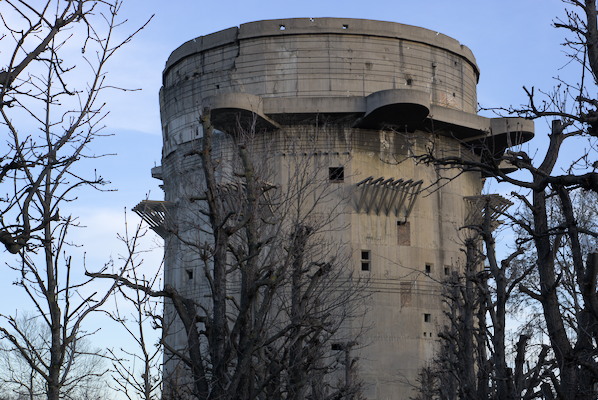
[{"x1": 139, "y1": 18, "x2": 534, "y2": 399}]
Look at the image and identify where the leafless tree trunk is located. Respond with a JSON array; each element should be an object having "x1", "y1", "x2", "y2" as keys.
[
  {"x1": 0, "y1": 316, "x2": 111, "y2": 400},
  {"x1": 0, "y1": 2, "x2": 150, "y2": 400},
  {"x1": 420, "y1": 214, "x2": 553, "y2": 400},
  {"x1": 108, "y1": 220, "x2": 163, "y2": 400},
  {"x1": 413, "y1": 1, "x2": 598, "y2": 398},
  {"x1": 92, "y1": 108, "x2": 367, "y2": 399}
]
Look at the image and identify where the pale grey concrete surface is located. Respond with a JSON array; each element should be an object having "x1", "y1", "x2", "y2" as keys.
[{"x1": 150, "y1": 18, "x2": 534, "y2": 399}]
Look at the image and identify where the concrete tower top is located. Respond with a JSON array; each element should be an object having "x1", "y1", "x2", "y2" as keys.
[
  {"x1": 165, "y1": 18, "x2": 479, "y2": 77},
  {"x1": 159, "y1": 18, "x2": 533, "y2": 158},
  {"x1": 162, "y1": 18, "x2": 480, "y2": 112}
]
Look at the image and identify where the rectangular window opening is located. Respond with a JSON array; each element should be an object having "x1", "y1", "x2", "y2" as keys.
[
  {"x1": 186, "y1": 269, "x2": 193, "y2": 280},
  {"x1": 360, "y1": 250, "x2": 370, "y2": 271},
  {"x1": 444, "y1": 266, "x2": 450, "y2": 276},
  {"x1": 329, "y1": 167, "x2": 344, "y2": 182},
  {"x1": 424, "y1": 313, "x2": 431, "y2": 323},
  {"x1": 425, "y1": 263, "x2": 432, "y2": 275}
]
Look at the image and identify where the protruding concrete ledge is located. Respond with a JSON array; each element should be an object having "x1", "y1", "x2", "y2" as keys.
[
  {"x1": 489, "y1": 117, "x2": 535, "y2": 148},
  {"x1": 264, "y1": 90, "x2": 432, "y2": 130},
  {"x1": 204, "y1": 93, "x2": 281, "y2": 133},
  {"x1": 263, "y1": 95, "x2": 365, "y2": 125},
  {"x1": 357, "y1": 89, "x2": 430, "y2": 130},
  {"x1": 426, "y1": 108, "x2": 534, "y2": 156},
  {"x1": 463, "y1": 117, "x2": 534, "y2": 154},
  {"x1": 427, "y1": 105, "x2": 491, "y2": 138},
  {"x1": 496, "y1": 159, "x2": 518, "y2": 175},
  {"x1": 151, "y1": 166, "x2": 163, "y2": 180},
  {"x1": 133, "y1": 200, "x2": 172, "y2": 238},
  {"x1": 464, "y1": 194, "x2": 512, "y2": 229},
  {"x1": 201, "y1": 92, "x2": 534, "y2": 155}
]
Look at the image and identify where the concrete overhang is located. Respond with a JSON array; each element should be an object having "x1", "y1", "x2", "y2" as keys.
[
  {"x1": 463, "y1": 117, "x2": 535, "y2": 154},
  {"x1": 151, "y1": 165, "x2": 163, "y2": 180},
  {"x1": 203, "y1": 91, "x2": 534, "y2": 154},
  {"x1": 495, "y1": 159, "x2": 519, "y2": 175},
  {"x1": 427, "y1": 106, "x2": 491, "y2": 138},
  {"x1": 262, "y1": 96, "x2": 365, "y2": 125},
  {"x1": 357, "y1": 89, "x2": 430, "y2": 130},
  {"x1": 203, "y1": 93, "x2": 280, "y2": 132}
]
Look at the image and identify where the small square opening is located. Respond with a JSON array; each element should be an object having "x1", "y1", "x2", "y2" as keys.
[
  {"x1": 425, "y1": 263, "x2": 432, "y2": 274},
  {"x1": 329, "y1": 167, "x2": 344, "y2": 182}
]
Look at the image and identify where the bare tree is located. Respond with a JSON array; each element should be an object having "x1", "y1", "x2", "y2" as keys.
[
  {"x1": 108, "y1": 220, "x2": 163, "y2": 400},
  {"x1": 0, "y1": 316, "x2": 109, "y2": 400},
  {"x1": 413, "y1": 1, "x2": 598, "y2": 399},
  {"x1": 0, "y1": 1, "x2": 150, "y2": 400},
  {"x1": 92, "y1": 109, "x2": 368, "y2": 400},
  {"x1": 109, "y1": 283, "x2": 163, "y2": 400},
  {"x1": 414, "y1": 198, "x2": 555, "y2": 400}
]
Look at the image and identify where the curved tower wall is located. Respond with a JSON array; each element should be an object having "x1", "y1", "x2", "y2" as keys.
[
  {"x1": 152, "y1": 18, "x2": 534, "y2": 400},
  {"x1": 160, "y1": 18, "x2": 481, "y2": 157}
]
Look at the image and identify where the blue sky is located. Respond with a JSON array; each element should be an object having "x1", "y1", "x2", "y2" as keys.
[{"x1": 0, "y1": 0, "x2": 582, "y2": 394}]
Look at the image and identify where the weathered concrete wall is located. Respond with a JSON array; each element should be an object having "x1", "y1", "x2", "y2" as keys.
[
  {"x1": 153, "y1": 18, "x2": 533, "y2": 400},
  {"x1": 159, "y1": 18, "x2": 482, "y2": 157}
]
